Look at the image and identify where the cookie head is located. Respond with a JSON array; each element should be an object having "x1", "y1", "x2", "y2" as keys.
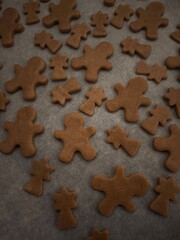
[
  {"x1": 129, "y1": 174, "x2": 149, "y2": 196},
  {"x1": 3, "y1": 7, "x2": 19, "y2": 21},
  {"x1": 28, "y1": 56, "x2": 45, "y2": 71},
  {"x1": 17, "y1": 105, "x2": 36, "y2": 121},
  {"x1": 100, "y1": 42, "x2": 114, "y2": 56},
  {"x1": 129, "y1": 77, "x2": 148, "y2": 92},
  {"x1": 64, "y1": 112, "x2": 84, "y2": 128},
  {"x1": 148, "y1": 2, "x2": 165, "y2": 16}
]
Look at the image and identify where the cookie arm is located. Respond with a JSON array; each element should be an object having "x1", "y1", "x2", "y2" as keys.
[
  {"x1": 33, "y1": 124, "x2": 44, "y2": 134},
  {"x1": 54, "y1": 130, "x2": 65, "y2": 140},
  {"x1": 4, "y1": 65, "x2": 23, "y2": 93},
  {"x1": 86, "y1": 126, "x2": 96, "y2": 137},
  {"x1": 3, "y1": 121, "x2": 14, "y2": 130},
  {"x1": 153, "y1": 137, "x2": 169, "y2": 151},
  {"x1": 42, "y1": 7, "x2": 56, "y2": 27},
  {"x1": 159, "y1": 18, "x2": 169, "y2": 27},
  {"x1": 141, "y1": 96, "x2": 151, "y2": 106},
  {"x1": 129, "y1": 8, "x2": 145, "y2": 32}
]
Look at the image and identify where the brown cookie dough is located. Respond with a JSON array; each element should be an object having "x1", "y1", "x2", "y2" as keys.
[
  {"x1": 153, "y1": 124, "x2": 180, "y2": 172},
  {"x1": 91, "y1": 11, "x2": 109, "y2": 37},
  {"x1": 92, "y1": 165, "x2": 148, "y2": 216},
  {"x1": 24, "y1": 158, "x2": 54, "y2": 197},
  {"x1": 42, "y1": 0, "x2": 80, "y2": 33},
  {"x1": 0, "y1": 7, "x2": 24, "y2": 47},
  {"x1": 170, "y1": 23, "x2": 180, "y2": 43},
  {"x1": 35, "y1": 31, "x2": 62, "y2": 54},
  {"x1": 0, "y1": 92, "x2": 10, "y2": 111},
  {"x1": 141, "y1": 104, "x2": 171, "y2": 135},
  {"x1": 165, "y1": 50, "x2": 180, "y2": 81},
  {"x1": 54, "y1": 187, "x2": 77, "y2": 229},
  {"x1": 86, "y1": 228, "x2": 109, "y2": 240},
  {"x1": 54, "y1": 112, "x2": 96, "y2": 162},
  {"x1": 164, "y1": 87, "x2": 180, "y2": 118},
  {"x1": 50, "y1": 54, "x2": 68, "y2": 81},
  {"x1": 51, "y1": 78, "x2": 81, "y2": 106},
  {"x1": 150, "y1": 177, "x2": 180, "y2": 217},
  {"x1": 0, "y1": 106, "x2": 44, "y2": 157},
  {"x1": 5, "y1": 56, "x2": 48, "y2": 101},
  {"x1": 121, "y1": 37, "x2": 151, "y2": 59},
  {"x1": 104, "y1": 0, "x2": 115, "y2": 7},
  {"x1": 106, "y1": 77, "x2": 151, "y2": 122},
  {"x1": 136, "y1": 60, "x2": 167, "y2": 84},
  {"x1": 79, "y1": 87, "x2": 106, "y2": 116},
  {"x1": 71, "y1": 41, "x2": 113, "y2": 83},
  {"x1": 23, "y1": 0, "x2": 40, "y2": 25},
  {"x1": 66, "y1": 23, "x2": 90, "y2": 49},
  {"x1": 130, "y1": 2, "x2": 169, "y2": 40},
  {"x1": 110, "y1": 4, "x2": 133, "y2": 29},
  {"x1": 106, "y1": 125, "x2": 141, "y2": 157}
]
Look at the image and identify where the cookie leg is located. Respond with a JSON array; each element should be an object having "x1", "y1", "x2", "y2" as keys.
[
  {"x1": 2, "y1": 32, "x2": 14, "y2": 47},
  {"x1": 99, "y1": 197, "x2": 115, "y2": 216},
  {"x1": 125, "y1": 108, "x2": 139, "y2": 122},
  {"x1": 20, "y1": 142, "x2": 36, "y2": 157},
  {"x1": 123, "y1": 199, "x2": 136, "y2": 212},
  {"x1": 165, "y1": 155, "x2": 180, "y2": 172},
  {"x1": 146, "y1": 27, "x2": 158, "y2": 40},
  {"x1": 80, "y1": 145, "x2": 96, "y2": 161},
  {"x1": 59, "y1": 145, "x2": 75, "y2": 163},
  {"x1": 22, "y1": 87, "x2": 36, "y2": 101}
]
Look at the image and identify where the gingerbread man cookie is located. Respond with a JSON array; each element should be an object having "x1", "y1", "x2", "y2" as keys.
[
  {"x1": 5, "y1": 56, "x2": 48, "y2": 101},
  {"x1": 51, "y1": 78, "x2": 81, "y2": 106},
  {"x1": 23, "y1": 0, "x2": 40, "y2": 25},
  {"x1": 106, "y1": 125, "x2": 141, "y2": 157},
  {"x1": 136, "y1": 61, "x2": 167, "y2": 84},
  {"x1": 0, "y1": 7, "x2": 24, "y2": 47},
  {"x1": 24, "y1": 158, "x2": 54, "y2": 197},
  {"x1": 153, "y1": 124, "x2": 180, "y2": 172},
  {"x1": 130, "y1": 2, "x2": 169, "y2": 40},
  {"x1": 150, "y1": 177, "x2": 180, "y2": 217},
  {"x1": 54, "y1": 112, "x2": 96, "y2": 162},
  {"x1": 106, "y1": 77, "x2": 151, "y2": 122},
  {"x1": 54, "y1": 187, "x2": 77, "y2": 229},
  {"x1": 0, "y1": 92, "x2": 10, "y2": 111},
  {"x1": 50, "y1": 54, "x2": 68, "y2": 81},
  {"x1": 79, "y1": 87, "x2": 107, "y2": 116},
  {"x1": 164, "y1": 88, "x2": 180, "y2": 118},
  {"x1": 42, "y1": 0, "x2": 80, "y2": 33},
  {"x1": 141, "y1": 104, "x2": 171, "y2": 135},
  {"x1": 110, "y1": 4, "x2": 133, "y2": 29},
  {"x1": 0, "y1": 106, "x2": 44, "y2": 157},
  {"x1": 71, "y1": 42, "x2": 113, "y2": 83},
  {"x1": 121, "y1": 37, "x2": 151, "y2": 59},
  {"x1": 35, "y1": 31, "x2": 62, "y2": 54},
  {"x1": 92, "y1": 165, "x2": 148, "y2": 216},
  {"x1": 91, "y1": 11, "x2": 109, "y2": 37},
  {"x1": 86, "y1": 228, "x2": 109, "y2": 240},
  {"x1": 66, "y1": 23, "x2": 91, "y2": 49}
]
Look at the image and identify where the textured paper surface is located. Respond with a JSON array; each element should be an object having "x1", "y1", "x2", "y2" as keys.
[{"x1": 0, "y1": 0, "x2": 180, "y2": 239}]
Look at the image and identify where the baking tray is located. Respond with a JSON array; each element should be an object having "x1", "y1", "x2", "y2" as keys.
[{"x1": 0, "y1": 0, "x2": 180, "y2": 239}]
